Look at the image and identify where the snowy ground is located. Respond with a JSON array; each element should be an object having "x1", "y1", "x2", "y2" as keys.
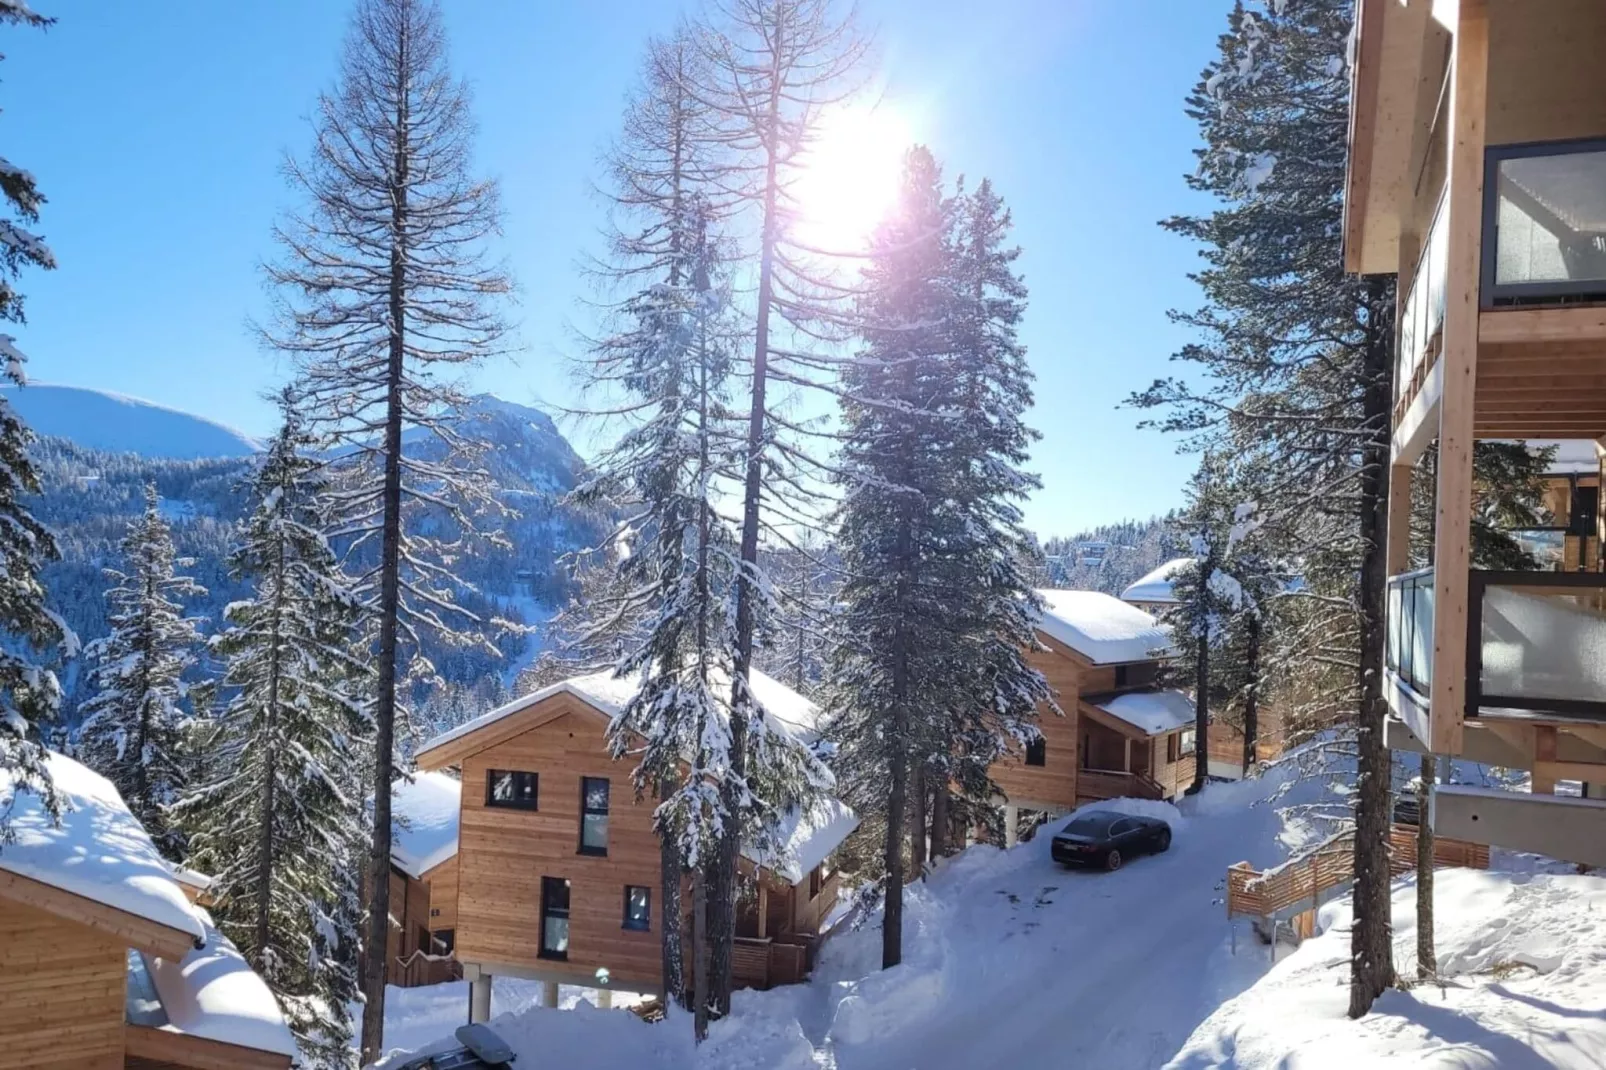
[{"x1": 373, "y1": 763, "x2": 1606, "y2": 1070}]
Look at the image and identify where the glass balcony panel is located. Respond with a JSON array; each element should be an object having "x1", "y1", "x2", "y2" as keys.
[
  {"x1": 1492, "y1": 148, "x2": 1606, "y2": 291},
  {"x1": 1387, "y1": 569, "x2": 1435, "y2": 695},
  {"x1": 1408, "y1": 580, "x2": 1434, "y2": 691},
  {"x1": 1480, "y1": 582, "x2": 1606, "y2": 705}
]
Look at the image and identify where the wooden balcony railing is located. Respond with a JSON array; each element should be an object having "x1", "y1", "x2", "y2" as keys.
[{"x1": 1078, "y1": 768, "x2": 1166, "y2": 802}]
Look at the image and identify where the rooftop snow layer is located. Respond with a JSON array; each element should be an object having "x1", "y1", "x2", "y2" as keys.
[
  {"x1": 1034, "y1": 589, "x2": 1177, "y2": 664},
  {"x1": 145, "y1": 916, "x2": 298, "y2": 1057},
  {"x1": 391, "y1": 771, "x2": 462, "y2": 879},
  {"x1": 0, "y1": 751, "x2": 206, "y2": 943},
  {"x1": 1095, "y1": 690, "x2": 1195, "y2": 736},
  {"x1": 750, "y1": 798, "x2": 860, "y2": 884},
  {"x1": 1119, "y1": 558, "x2": 1194, "y2": 605},
  {"x1": 420, "y1": 666, "x2": 824, "y2": 757}
]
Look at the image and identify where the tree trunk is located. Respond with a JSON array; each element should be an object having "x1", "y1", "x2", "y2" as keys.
[
  {"x1": 692, "y1": 864, "x2": 709, "y2": 1041},
  {"x1": 1415, "y1": 753, "x2": 1436, "y2": 979},
  {"x1": 1190, "y1": 627, "x2": 1209, "y2": 795},
  {"x1": 252, "y1": 535, "x2": 288, "y2": 966},
  {"x1": 883, "y1": 734, "x2": 907, "y2": 969},
  {"x1": 1242, "y1": 612, "x2": 1261, "y2": 772},
  {"x1": 910, "y1": 763, "x2": 928, "y2": 874},
  {"x1": 1349, "y1": 275, "x2": 1396, "y2": 1018},
  {"x1": 930, "y1": 782, "x2": 950, "y2": 861},
  {"x1": 659, "y1": 779, "x2": 686, "y2": 1009},
  {"x1": 361, "y1": 23, "x2": 411, "y2": 1059}
]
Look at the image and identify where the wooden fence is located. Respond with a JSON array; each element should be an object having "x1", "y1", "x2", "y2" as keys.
[
  {"x1": 1227, "y1": 823, "x2": 1489, "y2": 923},
  {"x1": 731, "y1": 935, "x2": 811, "y2": 991}
]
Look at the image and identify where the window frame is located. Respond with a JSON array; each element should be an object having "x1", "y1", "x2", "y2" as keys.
[
  {"x1": 622, "y1": 884, "x2": 651, "y2": 932},
  {"x1": 540, "y1": 876, "x2": 571, "y2": 960},
  {"x1": 578, "y1": 776, "x2": 611, "y2": 857},
  {"x1": 1178, "y1": 726, "x2": 1197, "y2": 758},
  {"x1": 485, "y1": 769, "x2": 539, "y2": 811},
  {"x1": 1024, "y1": 736, "x2": 1047, "y2": 767}
]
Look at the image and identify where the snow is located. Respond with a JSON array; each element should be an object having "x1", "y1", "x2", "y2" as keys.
[
  {"x1": 1169, "y1": 868, "x2": 1606, "y2": 1068},
  {"x1": 1526, "y1": 438, "x2": 1598, "y2": 475},
  {"x1": 1095, "y1": 689, "x2": 1195, "y2": 736},
  {"x1": 1034, "y1": 588, "x2": 1178, "y2": 664},
  {"x1": 390, "y1": 771, "x2": 462, "y2": 879},
  {"x1": 0, "y1": 750, "x2": 205, "y2": 943},
  {"x1": 145, "y1": 915, "x2": 299, "y2": 1057},
  {"x1": 749, "y1": 798, "x2": 860, "y2": 884},
  {"x1": 1120, "y1": 557, "x2": 1195, "y2": 606},
  {"x1": 0, "y1": 382, "x2": 263, "y2": 458}
]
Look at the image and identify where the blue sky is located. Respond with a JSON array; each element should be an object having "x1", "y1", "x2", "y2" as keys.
[{"x1": 5, "y1": 0, "x2": 1228, "y2": 537}]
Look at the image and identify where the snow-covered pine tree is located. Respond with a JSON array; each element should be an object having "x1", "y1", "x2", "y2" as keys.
[
  {"x1": 686, "y1": 0, "x2": 868, "y2": 1013},
  {"x1": 176, "y1": 392, "x2": 369, "y2": 1067},
  {"x1": 1128, "y1": 0, "x2": 1399, "y2": 1013},
  {"x1": 261, "y1": 0, "x2": 513, "y2": 1054},
  {"x1": 0, "y1": 2, "x2": 75, "y2": 840},
  {"x1": 77, "y1": 483, "x2": 205, "y2": 857}
]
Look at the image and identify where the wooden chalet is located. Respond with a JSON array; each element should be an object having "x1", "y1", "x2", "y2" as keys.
[
  {"x1": 411, "y1": 669, "x2": 858, "y2": 1020},
  {"x1": 0, "y1": 752, "x2": 297, "y2": 1070},
  {"x1": 384, "y1": 770, "x2": 463, "y2": 988},
  {"x1": 1348, "y1": 0, "x2": 1606, "y2": 863},
  {"x1": 992, "y1": 590, "x2": 1195, "y2": 844}
]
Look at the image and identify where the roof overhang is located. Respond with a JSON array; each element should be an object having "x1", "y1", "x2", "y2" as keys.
[
  {"x1": 1344, "y1": 0, "x2": 1438, "y2": 274},
  {"x1": 415, "y1": 689, "x2": 605, "y2": 770},
  {"x1": 0, "y1": 868, "x2": 198, "y2": 959}
]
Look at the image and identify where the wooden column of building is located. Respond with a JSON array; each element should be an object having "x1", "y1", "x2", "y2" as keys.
[
  {"x1": 1387, "y1": 463, "x2": 1414, "y2": 574},
  {"x1": 1426, "y1": 0, "x2": 1488, "y2": 757}
]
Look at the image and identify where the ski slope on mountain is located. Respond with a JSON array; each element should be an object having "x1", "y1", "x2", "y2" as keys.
[{"x1": 4, "y1": 383, "x2": 263, "y2": 458}]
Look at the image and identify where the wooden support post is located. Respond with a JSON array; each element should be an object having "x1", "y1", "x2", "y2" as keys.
[
  {"x1": 1426, "y1": 0, "x2": 1488, "y2": 758},
  {"x1": 756, "y1": 882, "x2": 769, "y2": 939},
  {"x1": 1533, "y1": 727, "x2": 1559, "y2": 794},
  {"x1": 1123, "y1": 738, "x2": 1132, "y2": 774},
  {"x1": 1003, "y1": 805, "x2": 1019, "y2": 849},
  {"x1": 1387, "y1": 463, "x2": 1414, "y2": 575},
  {"x1": 469, "y1": 972, "x2": 493, "y2": 1024},
  {"x1": 541, "y1": 980, "x2": 559, "y2": 1009},
  {"x1": 595, "y1": 988, "x2": 613, "y2": 1010}
]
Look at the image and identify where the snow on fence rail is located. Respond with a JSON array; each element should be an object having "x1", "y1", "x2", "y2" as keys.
[{"x1": 1227, "y1": 823, "x2": 1489, "y2": 922}]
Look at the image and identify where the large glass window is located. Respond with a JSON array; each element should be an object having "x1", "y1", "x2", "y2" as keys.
[
  {"x1": 623, "y1": 885, "x2": 651, "y2": 932},
  {"x1": 486, "y1": 769, "x2": 538, "y2": 810},
  {"x1": 580, "y1": 777, "x2": 610, "y2": 855},
  {"x1": 541, "y1": 876, "x2": 570, "y2": 959}
]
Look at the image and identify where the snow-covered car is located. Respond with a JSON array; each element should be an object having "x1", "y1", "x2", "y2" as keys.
[{"x1": 1050, "y1": 811, "x2": 1171, "y2": 871}]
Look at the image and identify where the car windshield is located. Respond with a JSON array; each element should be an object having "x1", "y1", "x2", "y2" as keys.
[{"x1": 1061, "y1": 814, "x2": 1118, "y2": 837}]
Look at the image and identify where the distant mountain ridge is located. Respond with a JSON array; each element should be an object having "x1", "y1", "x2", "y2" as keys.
[{"x1": 4, "y1": 383, "x2": 264, "y2": 459}]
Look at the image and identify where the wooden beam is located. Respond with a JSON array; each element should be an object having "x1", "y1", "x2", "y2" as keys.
[
  {"x1": 1426, "y1": 0, "x2": 1487, "y2": 758},
  {"x1": 1534, "y1": 759, "x2": 1606, "y2": 786},
  {"x1": 1434, "y1": 785, "x2": 1606, "y2": 868},
  {"x1": 1393, "y1": 360, "x2": 1440, "y2": 464},
  {"x1": 1387, "y1": 463, "x2": 1413, "y2": 573},
  {"x1": 1480, "y1": 307, "x2": 1606, "y2": 345},
  {"x1": 0, "y1": 869, "x2": 197, "y2": 960}
]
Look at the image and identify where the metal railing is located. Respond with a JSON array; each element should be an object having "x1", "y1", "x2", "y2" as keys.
[
  {"x1": 1482, "y1": 138, "x2": 1606, "y2": 307},
  {"x1": 1386, "y1": 567, "x2": 1436, "y2": 697},
  {"x1": 1400, "y1": 187, "x2": 1449, "y2": 399},
  {"x1": 1469, "y1": 570, "x2": 1606, "y2": 721}
]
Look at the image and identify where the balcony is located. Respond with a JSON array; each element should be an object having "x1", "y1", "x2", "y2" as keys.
[
  {"x1": 1482, "y1": 140, "x2": 1606, "y2": 308},
  {"x1": 1398, "y1": 189, "x2": 1447, "y2": 411},
  {"x1": 1388, "y1": 567, "x2": 1606, "y2": 728}
]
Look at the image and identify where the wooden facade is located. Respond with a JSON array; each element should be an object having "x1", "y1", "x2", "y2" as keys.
[
  {"x1": 0, "y1": 902, "x2": 126, "y2": 1070},
  {"x1": 384, "y1": 861, "x2": 462, "y2": 988},
  {"x1": 415, "y1": 686, "x2": 846, "y2": 998}
]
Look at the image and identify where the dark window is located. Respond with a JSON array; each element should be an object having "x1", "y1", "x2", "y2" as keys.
[
  {"x1": 431, "y1": 929, "x2": 455, "y2": 955},
  {"x1": 1114, "y1": 665, "x2": 1129, "y2": 688},
  {"x1": 486, "y1": 769, "x2": 538, "y2": 810},
  {"x1": 1178, "y1": 727, "x2": 1197, "y2": 757},
  {"x1": 808, "y1": 865, "x2": 823, "y2": 899},
  {"x1": 579, "y1": 777, "x2": 610, "y2": 855},
  {"x1": 415, "y1": 924, "x2": 429, "y2": 956},
  {"x1": 623, "y1": 885, "x2": 651, "y2": 931},
  {"x1": 540, "y1": 877, "x2": 571, "y2": 959},
  {"x1": 1573, "y1": 484, "x2": 1599, "y2": 537},
  {"x1": 1025, "y1": 737, "x2": 1046, "y2": 767}
]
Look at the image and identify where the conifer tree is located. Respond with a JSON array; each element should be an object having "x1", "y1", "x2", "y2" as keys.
[
  {"x1": 77, "y1": 484, "x2": 206, "y2": 858},
  {"x1": 0, "y1": 2, "x2": 73, "y2": 840},
  {"x1": 261, "y1": 0, "x2": 513, "y2": 1053},
  {"x1": 829, "y1": 149, "x2": 1046, "y2": 970},
  {"x1": 177, "y1": 394, "x2": 369, "y2": 1068}
]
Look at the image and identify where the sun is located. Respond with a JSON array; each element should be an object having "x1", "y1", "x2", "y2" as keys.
[{"x1": 792, "y1": 104, "x2": 915, "y2": 253}]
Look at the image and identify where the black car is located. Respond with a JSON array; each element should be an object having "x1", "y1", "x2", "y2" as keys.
[{"x1": 1051, "y1": 811, "x2": 1172, "y2": 871}]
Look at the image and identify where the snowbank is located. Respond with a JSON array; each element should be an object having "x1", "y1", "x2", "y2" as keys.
[
  {"x1": 1168, "y1": 868, "x2": 1606, "y2": 1068},
  {"x1": 391, "y1": 770, "x2": 461, "y2": 878},
  {"x1": 1034, "y1": 588, "x2": 1178, "y2": 664},
  {"x1": 0, "y1": 751, "x2": 205, "y2": 943}
]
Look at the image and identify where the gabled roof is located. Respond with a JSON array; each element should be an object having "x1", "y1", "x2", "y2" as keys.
[
  {"x1": 414, "y1": 669, "x2": 855, "y2": 886},
  {"x1": 0, "y1": 751, "x2": 205, "y2": 952},
  {"x1": 1093, "y1": 690, "x2": 1195, "y2": 737},
  {"x1": 1119, "y1": 558, "x2": 1194, "y2": 606},
  {"x1": 391, "y1": 770, "x2": 461, "y2": 880},
  {"x1": 1034, "y1": 589, "x2": 1177, "y2": 665}
]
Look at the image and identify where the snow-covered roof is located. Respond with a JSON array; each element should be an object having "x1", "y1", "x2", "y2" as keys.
[
  {"x1": 0, "y1": 751, "x2": 206, "y2": 944},
  {"x1": 143, "y1": 916, "x2": 298, "y2": 1058},
  {"x1": 391, "y1": 771, "x2": 461, "y2": 879},
  {"x1": 1094, "y1": 690, "x2": 1195, "y2": 736},
  {"x1": 1034, "y1": 589, "x2": 1177, "y2": 664},
  {"x1": 1119, "y1": 558, "x2": 1194, "y2": 606},
  {"x1": 1536, "y1": 439, "x2": 1600, "y2": 475},
  {"x1": 746, "y1": 798, "x2": 860, "y2": 884},
  {"x1": 420, "y1": 666, "x2": 825, "y2": 757},
  {"x1": 168, "y1": 864, "x2": 214, "y2": 894}
]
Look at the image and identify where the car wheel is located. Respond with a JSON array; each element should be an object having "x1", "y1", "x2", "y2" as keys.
[
  {"x1": 1155, "y1": 828, "x2": 1172, "y2": 853},
  {"x1": 1105, "y1": 849, "x2": 1123, "y2": 872}
]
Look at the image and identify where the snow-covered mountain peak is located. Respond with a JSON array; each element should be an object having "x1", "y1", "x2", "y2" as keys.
[{"x1": 3, "y1": 383, "x2": 263, "y2": 460}]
